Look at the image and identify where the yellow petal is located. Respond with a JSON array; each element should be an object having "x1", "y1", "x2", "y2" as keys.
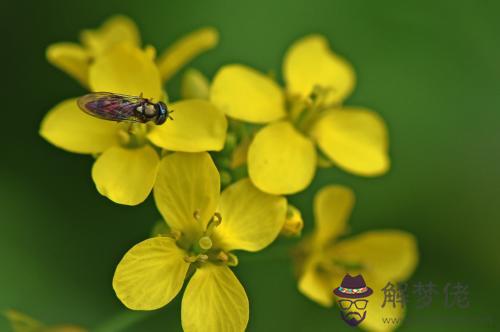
[
  {"x1": 154, "y1": 152, "x2": 220, "y2": 240},
  {"x1": 313, "y1": 185, "x2": 354, "y2": 246},
  {"x1": 46, "y1": 43, "x2": 90, "y2": 87},
  {"x1": 4, "y1": 310, "x2": 87, "y2": 332},
  {"x1": 210, "y1": 64, "x2": 286, "y2": 123},
  {"x1": 148, "y1": 99, "x2": 227, "y2": 152},
  {"x1": 357, "y1": 278, "x2": 405, "y2": 332},
  {"x1": 248, "y1": 121, "x2": 316, "y2": 194},
  {"x1": 182, "y1": 264, "x2": 248, "y2": 332},
  {"x1": 40, "y1": 98, "x2": 118, "y2": 154},
  {"x1": 157, "y1": 27, "x2": 218, "y2": 82},
  {"x1": 283, "y1": 34, "x2": 355, "y2": 105},
  {"x1": 181, "y1": 68, "x2": 210, "y2": 100},
  {"x1": 81, "y1": 15, "x2": 140, "y2": 56},
  {"x1": 311, "y1": 107, "x2": 390, "y2": 176},
  {"x1": 212, "y1": 179, "x2": 287, "y2": 252},
  {"x1": 92, "y1": 145, "x2": 159, "y2": 205},
  {"x1": 89, "y1": 43, "x2": 162, "y2": 100},
  {"x1": 298, "y1": 255, "x2": 343, "y2": 307},
  {"x1": 332, "y1": 230, "x2": 418, "y2": 283},
  {"x1": 4, "y1": 310, "x2": 43, "y2": 332},
  {"x1": 113, "y1": 237, "x2": 189, "y2": 310}
]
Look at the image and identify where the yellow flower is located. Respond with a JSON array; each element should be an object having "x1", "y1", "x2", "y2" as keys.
[
  {"x1": 112, "y1": 152, "x2": 287, "y2": 332},
  {"x1": 294, "y1": 185, "x2": 418, "y2": 331},
  {"x1": 4, "y1": 310, "x2": 86, "y2": 332},
  {"x1": 210, "y1": 35, "x2": 390, "y2": 195},
  {"x1": 41, "y1": 42, "x2": 227, "y2": 205},
  {"x1": 46, "y1": 15, "x2": 218, "y2": 86}
]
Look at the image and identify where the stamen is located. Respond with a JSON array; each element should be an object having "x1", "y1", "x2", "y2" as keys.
[
  {"x1": 204, "y1": 212, "x2": 222, "y2": 237},
  {"x1": 169, "y1": 229, "x2": 182, "y2": 241},
  {"x1": 293, "y1": 85, "x2": 332, "y2": 132},
  {"x1": 184, "y1": 253, "x2": 209, "y2": 264},
  {"x1": 184, "y1": 255, "x2": 197, "y2": 263},
  {"x1": 212, "y1": 212, "x2": 222, "y2": 226},
  {"x1": 193, "y1": 209, "x2": 201, "y2": 221},
  {"x1": 216, "y1": 251, "x2": 229, "y2": 262},
  {"x1": 226, "y1": 253, "x2": 239, "y2": 267}
]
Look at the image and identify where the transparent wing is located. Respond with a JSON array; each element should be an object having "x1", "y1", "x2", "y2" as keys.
[{"x1": 77, "y1": 92, "x2": 146, "y2": 122}]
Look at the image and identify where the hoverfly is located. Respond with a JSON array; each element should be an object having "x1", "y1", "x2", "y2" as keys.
[{"x1": 77, "y1": 92, "x2": 172, "y2": 125}]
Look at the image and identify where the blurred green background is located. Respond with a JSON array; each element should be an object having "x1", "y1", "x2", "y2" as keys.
[{"x1": 1, "y1": 0, "x2": 499, "y2": 331}]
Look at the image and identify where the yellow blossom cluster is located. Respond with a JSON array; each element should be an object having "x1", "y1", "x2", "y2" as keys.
[{"x1": 23, "y1": 15, "x2": 419, "y2": 332}]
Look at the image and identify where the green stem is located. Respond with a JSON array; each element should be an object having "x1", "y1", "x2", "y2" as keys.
[{"x1": 92, "y1": 310, "x2": 155, "y2": 332}]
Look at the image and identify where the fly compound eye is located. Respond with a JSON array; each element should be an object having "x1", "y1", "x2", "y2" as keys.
[{"x1": 154, "y1": 102, "x2": 168, "y2": 125}]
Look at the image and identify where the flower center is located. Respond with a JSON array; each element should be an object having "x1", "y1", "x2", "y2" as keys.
[
  {"x1": 182, "y1": 211, "x2": 238, "y2": 267},
  {"x1": 288, "y1": 85, "x2": 333, "y2": 133},
  {"x1": 117, "y1": 122, "x2": 151, "y2": 148}
]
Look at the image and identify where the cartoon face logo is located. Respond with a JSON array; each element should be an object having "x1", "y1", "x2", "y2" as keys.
[{"x1": 334, "y1": 274, "x2": 373, "y2": 327}]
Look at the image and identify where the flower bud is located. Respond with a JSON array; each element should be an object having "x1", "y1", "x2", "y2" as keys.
[
  {"x1": 280, "y1": 205, "x2": 303, "y2": 237},
  {"x1": 181, "y1": 68, "x2": 210, "y2": 99}
]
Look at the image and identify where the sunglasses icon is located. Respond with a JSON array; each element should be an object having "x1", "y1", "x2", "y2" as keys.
[{"x1": 338, "y1": 299, "x2": 368, "y2": 310}]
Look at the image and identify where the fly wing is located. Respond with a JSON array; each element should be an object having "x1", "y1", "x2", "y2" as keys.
[{"x1": 77, "y1": 92, "x2": 146, "y2": 122}]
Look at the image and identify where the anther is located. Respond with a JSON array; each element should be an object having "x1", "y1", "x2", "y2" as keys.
[
  {"x1": 184, "y1": 255, "x2": 197, "y2": 263},
  {"x1": 216, "y1": 251, "x2": 229, "y2": 262},
  {"x1": 193, "y1": 209, "x2": 201, "y2": 221},
  {"x1": 204, "y1": 212, "x2": 222, "y2": 237},
  {"x1": 169, "y1": 229, "x2": 182, "y2": 241},
  {"x1": 184, "y1": 254, "x2": 209, "y2": 264},
  {"x1": 198, "y1": 254, "x2": 208, "y2": 263},
  {"x1": 212, "y1": 212, "x2": 222, "y2": 226},
  {"x1": 227, "y1": 253, "x2": 239, "y2": 267}
]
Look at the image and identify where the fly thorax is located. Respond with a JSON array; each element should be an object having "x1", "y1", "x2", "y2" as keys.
[
  {"x1": 144, "y1": 104, "x2": 156, "y2": 117},
  {"x1": 117, "y1": 122, "x2": 150, "y2": 148}
]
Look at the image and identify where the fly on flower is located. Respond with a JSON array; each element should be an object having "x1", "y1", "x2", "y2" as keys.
[{"x1": 77, "y1": 92, "x2": 172, "y2": 125}]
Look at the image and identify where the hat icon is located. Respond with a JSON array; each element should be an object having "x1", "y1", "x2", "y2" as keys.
[{"x1": 334, "y1": 274, "x2": 373, "y2": 299}]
